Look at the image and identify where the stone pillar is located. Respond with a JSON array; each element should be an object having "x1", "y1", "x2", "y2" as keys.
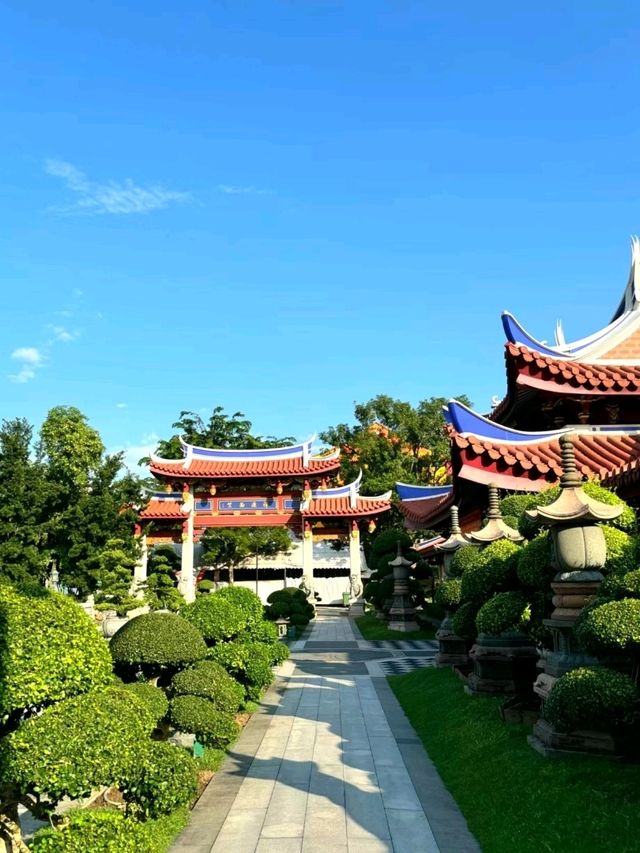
[
  {"x1": 301, "y1": 520, "x2": 314, "y2": 601},
  {"x1": 179, "y1": 485, "x2": 196, "y2": 604},
  {"x1": 133, "y1": 530, "x2": 148, "y2": 600},
  {"x1": 388, "y1": 544, "x2": 419, "y2": 632},
  {"x1": 349, "y1": 521, "x2": 365, "y2": 615}
]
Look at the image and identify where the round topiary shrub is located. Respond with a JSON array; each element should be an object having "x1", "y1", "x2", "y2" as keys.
[
  {"x1": 171, "y1": 660, "x2": 244, "y2": 713},
  {"x1": 169, "y1": 695, "x2": 239, "y2": 747},
  {"x1": 209, "y1": 640, "x2": 274, "y2": 700},
  {"x1": 449, "y1": 545, "x2": 483, "y2": 578},
  {"x1": 475, "y1": 591, "x2": 530, "y2": 636},
  {"x1": 122, "y1": 682, "x2": 169, "y2": 723},
  {"x1": 544, "y1": 666, "x2": 638, "y2": 733},
  {"x1": 599, "y1": 570, "x2": 640, "y2": 602},
  {"x1": 181, "y1": 594, "x2": 246, "y2": 644},
  {"x1": 215, "y1": 586, "x2": 264, "y2": 626},
  {"x1": 0, "y1": 586, "x2": 112, "y2": 717},
  {"x1": 248, "y1": 619, "x2": 279, "y2": 643},
  {"x1": 110, "y1": 613, "x2": 207, "y2": 669},
  {"x1": 31, "y1": 809, "x2": 154, "y2": 853},
  {"x1": 451, "y1": 601, "x2": 479, "y2": 641},
  {"x1": 516, "y1": 532, "x2": 552, "y2": 589},
  {"x1": 435, "y1": 579, "x2": 462, "y2": 610},
  {"x1": 197, "y1": 579, "x2": 215, "y2": 594},
  {"x1": 601, "y1": 525, "x2": 638, "y2": 576},
  {"x1": 500, "y1": 493, "x2": 540, "y2": 535},
  {"x1": 122, "y1": 741, "x2": 198, "y2": 818},
  {"x1": 269, "y1": 641, "x2": 290, "y2": 665},
  {"x1": 575, "y1": 598, "x2": 640, "y2": 658},
  {"x1": 460, "y1": 540, "x2": 520, "y2": 603},
  {"x1": 267, "y1": 587, "x2": 306, "y2": 605},
  {"x1": 0, "y1": 688, "x2": 155, "y2": 801}
]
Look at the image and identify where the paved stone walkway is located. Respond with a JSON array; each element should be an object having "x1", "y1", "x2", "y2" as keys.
[{"x1": 172, "y1": 609, "x2": 480, "y2": 853}]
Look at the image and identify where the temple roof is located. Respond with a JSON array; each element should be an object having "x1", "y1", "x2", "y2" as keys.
[
  {"x1": 398, "y1": 488, "x2": 455, "y2": 528},
  {"x1": 304, "y1": 471, "x2": 392, "y2": 518},
  {"x1": 149, "y1": 435, "x2": 341, "y2": 480},
  {"x1": 502, "y1": 237, "x2": 640, "y2": 364},
  {"x1": 140, "y1": 495, "x2": 189, "y2": 520}
]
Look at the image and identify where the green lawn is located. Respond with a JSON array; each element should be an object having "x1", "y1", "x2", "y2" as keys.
[
  {"x1": 354, "y1": 611, "x2": 435, "y2": 641},
  {"x1": 390, "y1": 667, "x2": 640, "y2": 853}
]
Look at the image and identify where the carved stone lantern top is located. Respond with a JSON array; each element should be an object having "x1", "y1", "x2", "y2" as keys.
[
  {"x1": 467, "y1": 484, "x2": 524, "y2": 544},
  {"x1": 525, "y1": 435, "x2": 622, "y2": 527},
  {"x1": 435, "y1": 505, "x2": 470, "y2": 553},
  {"x1": 389, "y1": 541, "x2": 414, "y2": 570}
]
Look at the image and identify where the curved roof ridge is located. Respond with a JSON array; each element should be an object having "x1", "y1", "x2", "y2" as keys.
[
  {"x1": 178, "y1": 434, "x2": 318, "y2": 461},
  {"x1": 396, "y1": 483, "x2": 453, "y2": 501},
  {"x1": 311, "y1": 469, "x2": 362, "y2": 499},
  {"x1": 445, "y1": 399, "x2": 572, "y2": 444}
]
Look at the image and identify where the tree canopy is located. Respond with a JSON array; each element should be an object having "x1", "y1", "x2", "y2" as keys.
[{"x1": 200, "y1": 526, "x2": 292, "y2": 584}]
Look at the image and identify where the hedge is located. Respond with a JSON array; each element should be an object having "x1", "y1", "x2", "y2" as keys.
[
  {"x1": 247, "y1": 619, "x2": 279, "y2": 643},
  {"x1": 435, "y1": 579, "x2": 462, "y2": 610},
  {"x1": 0, "y1": 586, "x2": 112, "y2": 717},
  {"x1": 31, "y1": 809, "x2": 154, "y2": 853},
  {"x1": 544, "y1": 666, "x2": 638, "y2": 733},
  {"x1": 180, "y1": 594, "x2": 246, "y2": 644},
  {"x1": 0, "y1": 687, "x2": 154, "y2": 801},
  {"x1": 525, "y1": 482, "x2": 636, "y2": 537},
  {"x1": 169, "y1": 695, "x2": 239, "y2": 747},
  {"x1": 475, "y1": 591, "x2": 530, "y2": 636},
  {"x1": 121, "y1": 682, "x2": 169, "y2": 723},
  {"x1": 449, "y1": 545, "x2": 483, "y2": 578},
  {"x1": 215, "y1": 586, "x2": 264, "y2": 627},
  {"x1": 516, "y1": 533, "x2": 552, "y2": 589},
  {"x1": 110, "y1": 613, "x2": 207, "y2": 668},
  {"x1": 460, "y1": 540, "x2": 520, "y2": 603},
  {"x1": 575, "y1": 598, "x2": 640, "y2": 657},
  {"x1": 209, "y1": 640, "x2": 274, "y2": 700},
  {"x1": 452, "y1": 601, "x2": 479, "y2": 641},
  {"x1": 601, "y1": 526, "x2": 638, "y2": 576},
  {"x1": 599, "y1": 570, "x2": 640, "y2": 602},
  {"x1": 122, "y1": 741, "x2": 198, "y2": 818},
  {"x1": 171, "y1": 660, "x2": 244, "y2": 713}
]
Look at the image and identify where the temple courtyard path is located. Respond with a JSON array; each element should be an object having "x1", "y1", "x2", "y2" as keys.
[{"x1": 171, "y1": 608, "x2": 480, "y2": 853}]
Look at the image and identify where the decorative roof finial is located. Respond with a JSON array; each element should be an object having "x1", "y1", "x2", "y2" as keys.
[
  {"x1": 467, "y1": 484, "x2": 524, "y2": 544},
  {"x1": 450, "y1": 504, "x2": 461, "y2": 535},
  {"x1": 559, "y1": 433, "x2": 582, "y2": 489},
  {"x1": 435, "y1": 504, "x2": 470, "y2": 553}
]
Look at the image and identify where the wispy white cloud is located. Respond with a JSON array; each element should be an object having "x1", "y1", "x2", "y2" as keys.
[
  {"x1": 9, "y1": 347, "x2": 44, "y2": 383},
  {"x1": 113, "y1": 432, "x2": 159, "y2": 472},
  {"x1": 116, "y1": 402, "x2": 128, "y2": 409},
  {"x1": 45, "y1": 159, "x2": 191, "y2": 215},
  {"x1": 217, "y1": 184, "x2": 269, "y2": 195},
  {"x1": 47, "y1": 325, "x2": 80, "y2": 343}
]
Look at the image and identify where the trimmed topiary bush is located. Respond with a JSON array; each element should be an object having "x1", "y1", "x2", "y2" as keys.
[
  {"x1": 449, "y1": 545, "x2": 483, "y2": 578},
  {"x1": 169, "y1": 695, "x2": 239, "y2": 747},
  {"x1": 180, "y1": 594, "x2": 246, "y2": 644},
  {"x1": 215, "y1": 586, "x2": 264, "y2": 626},
  {"x1": 599, "y1": 570, "x2": 640, "y2": 602},
  {"x1": 500, "y1": 493, "x2": 540, "y2": 535},
  {"x1": 31, "y1": 809, "x2": 154, "y2": 853},
  {"x1": 197, "y1": 580, "x2": 215, "y2": 594},
  {"x1": 575, "y1": 598, "x2": 640, "y2": 658},
  {"x1": 524, "y1": 483, "x2": 636, "y2": 538},
  {"x1": 110, "y1": 612, "x2": 207, "y2": 669},
  {"x1": 269, "y1": 640, "x2": 290, "y2": 665},
  {"x1": 460, "y1": 540, "x2": 520, "y2": 603},
  {"x1": 122, "y1": 741, "x2": 198, "y2": 818},
  {"x1": 0, "y1": 586, "x2": 112, "y2": 717},
  {"x1": 435, "y1": 579, "x2": 462, "y2": 609},
  {"x1": 601, "y1": 525, "x2": 638, "y2": 576},
  {"x1": 0, "y1": 687, "x2": 155, "y2": 801},
  {"x1": 266, "y1": 586, "x2": 314, "y2": 627},
  {"x1": 517, "y1": 532, "x2": 552, "y2": 589},
  {"x1": 452, "y1": 601, "x2": 479, "y2": 641},
  {"x1": 171, "y1": 660, "x2": 244, "y2": 713},
  {"x1": 122, "y1": 682, "x2": 169, "y2": 723},
  {"x1": 544, "y1": 666, "x2": 638, "y2": 733},
  {"x1": 475, "y1": 591, "x2": 530, "y2": 636},
  {"x1": 247, "y1": 619, "x2": 279, "y2": 643},
  {"x1": 209, "y1": 640, "x2": 274, "y2": 700}
]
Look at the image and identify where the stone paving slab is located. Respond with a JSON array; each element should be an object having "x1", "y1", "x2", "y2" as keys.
[{"x1": 171, "y1": 609, "x2": 479, "y2": 853}]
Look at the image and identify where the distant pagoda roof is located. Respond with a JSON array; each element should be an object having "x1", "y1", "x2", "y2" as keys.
[
  {"x1": 149, "y1": 435, "x2": 341, "y2": 480},
  {"x1": 501, "y1": 237, "x2": 640, "y2": 364},
  {"x1": 303, "y1": 470, "x2": 392, "y2": 518},
  {"x1": 397, "y1": 484, "x2": 454, "y2": 528},
  {"x1": 140, "y1": 494, "x2": 189, "y2": 520}
]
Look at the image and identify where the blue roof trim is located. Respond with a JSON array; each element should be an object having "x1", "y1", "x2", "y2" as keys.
[
  {"x1": 501, "y1": 312, "x2": 568, "y2": 358},
  {"x1": 183, "y1": 440, "x2": 309, "y2": 460},
  {"x1": 396, "y1": 483, "x2": 452, "y2": 501},
  {"x1": 446, "y1": 400, "x2": 567, "y2": 443},
  {"x1": 311, "y1": 483, "x2": 352, "y2": 498}
]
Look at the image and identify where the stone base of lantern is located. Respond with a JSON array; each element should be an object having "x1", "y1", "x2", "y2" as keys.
[
  {"x1": 533, "y1": 617, "x2": 603, "y2": 702},
  {"x1": 528, "y1": 719, "x2": 625, "y2": 760},
  {"x1": 349, "y1": 598, "x2": 366, "y2": 617},
  {"x1": 388, "y1": 614, "x2": 420, "y2": 632},
  {"x1": 466, "y1": 632, "x2": 538, "y2": 696},
  {"x1": 435, "y1": 615, "x2": 470, "y2": 667}
]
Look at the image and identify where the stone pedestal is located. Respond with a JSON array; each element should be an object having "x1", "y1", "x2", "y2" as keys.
[
  {"x1": 388, "y1": 548, "x2": 419, "y2": 633},
  {"x1": 466, "y1": 632, "x2": 538, "y2": 696},
  {"x1": 435, "y1": 613, "x2": 469, "y2": 667},
  {"x1": 533, "y1": 616, "x2": 603, "y2": 702},
  {"x1": 528, "y1": 718, "x2": 625, "y2": 759}
]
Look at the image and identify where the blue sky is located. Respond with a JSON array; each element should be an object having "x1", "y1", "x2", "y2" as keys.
[{"x1": 2, "y1": 2, "x2": 640, "y2": 469}]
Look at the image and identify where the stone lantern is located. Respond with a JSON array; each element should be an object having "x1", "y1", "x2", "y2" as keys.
[
  {"x1": 434, "y1": 505, "x2": 472, "y2": 666},
  {"x1": 275, "y1": 616, "x2": 290, "y2": 640},
  {"x1": 467, "y1": 484, "x2": 524, "y2": 546},
  {"x1": 388, "y1": 543, "x2": 419, "y2": 632},
  {"x1": 526, "y1": 434, "x2": 621, "y2": 701}
]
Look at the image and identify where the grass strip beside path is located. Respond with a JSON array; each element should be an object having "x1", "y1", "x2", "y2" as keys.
[
  {"x1": 355, "y1": 612, "x2": 435, "y2": 641},
  {"x1": 390, "y1": 667, "x2": 640, "y2": 853}
]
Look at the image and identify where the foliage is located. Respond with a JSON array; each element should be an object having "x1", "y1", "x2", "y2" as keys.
[
  {"x1": 145, "y1": 545, "x2": 182, "y2": 611},
  {"x1": 247, "y1": 618, "x2": 279, "y2": 643},
  {"x1": 601, "y1": 526, "x2": 638, "y2": 576},
  {"x1": 269, "y1": 640, "x2": 290, "y2": 664},
  {"x1": 149, "y1": 406, "x2": 296, "y2": 461},
  {"x1": 200, "y1": 526, "x2": 291, "y2": 583},
  {"x1": 122, "y1": 741, "x2": 198, "y2": 819},
  {"x1": 320, "y1": 394, "x2": 472, "y2": 497},
  {"x1": 499, "y1": 493, "x2": 540, "y2": 536},
  {"x1": 544, "y1": 667, "x2": 638, "y2": 733},
  {"x1": 169, "y1": 695, "x2": 240, "y2": 747},
  {"x1": 390, "y1": 666, "x2": 640, "y2": 853},
  {"x1": 110, "y1": 612, "x2": 207, "y2": 669},
  {"x1": 0, "y1": 585, "x2": 112, "y2": 720},
  {"x1": 367, "y1": 528, "x2": 415, "y2": 576},
  {"x1": 39, "y1": 406, "x2": 104, "y2": 492},
  {"x1": 521, "y1": 482, "x2": 636, "y2": 539},
  {"x1": 475, "y1": 592, "x2": 530, "y2": 636},
  {"x1": 599, "y1": 570, "x2": 640, "y2": 602},
  {"x1": 197, "y1": 579, "x2": 215, "y2": 594},
  {"x1": 215, "y1": 585, "x2": 265, "y2": 626},
  {"x1": 171, "y1": 660, "x2": 244, "y2": 712},
  {"x1": 0, "y1": 418, "x2": 50, "y2": 585},
  {"x1": 265, "y1": 587, "x2": 314, "y2": 625},
  {"x1": 93, "y1": 539, "x2": 138, "y2": 612},
  {"x1": 31, "y1": 809, "x2": 154, "y2": 853},
  {"x1": 449, "y1": 545, "x2": 482, "y2": 578},
  {"x1": 209, "y1": 640, "x2": 274, "y2": 699},
  {"x1": 181, "y1": 593, "x2": 246, "y2": 644},
  {"x1": 355, "y1": 612, "x2": 435, "y2": 641},
  {"x1": 121, "y1": 682, "x2": 169, "y2": 723},
  {"x1": 451, "y1": 601, "x2": 479, "y2": 641},
  {"x1": 0, "y1": 687, "x2": 154, "y2": 802},
  {"x1": 575, "y1": 598, "x2": 640, "y2": 658},
  {"x1": 435, "y1": 578, "x2": 462, "y2": 609},
  {"x1": 459, "y1": 540, "x2": 520, "y2": 603},
  {"x1": 516, "y1": 532, "x2": 552, "y2": 589}
]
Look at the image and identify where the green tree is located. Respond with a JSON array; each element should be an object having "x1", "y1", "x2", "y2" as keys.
[
  {"x1": 200, "y1": 526, "x2": 291, "y2": 586},
  {"x1": 39, "y1": 405, "x2": 104, "y2": 491},
  {"x1": 145, "y1": 545, "x2": 183, "y2": 611},
  {"x1": 149, "y1": 406, "x2": 296, "y2": 460},
  {"x1": 0, "y1": 418, "x2": 49, "y2": 586}
]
